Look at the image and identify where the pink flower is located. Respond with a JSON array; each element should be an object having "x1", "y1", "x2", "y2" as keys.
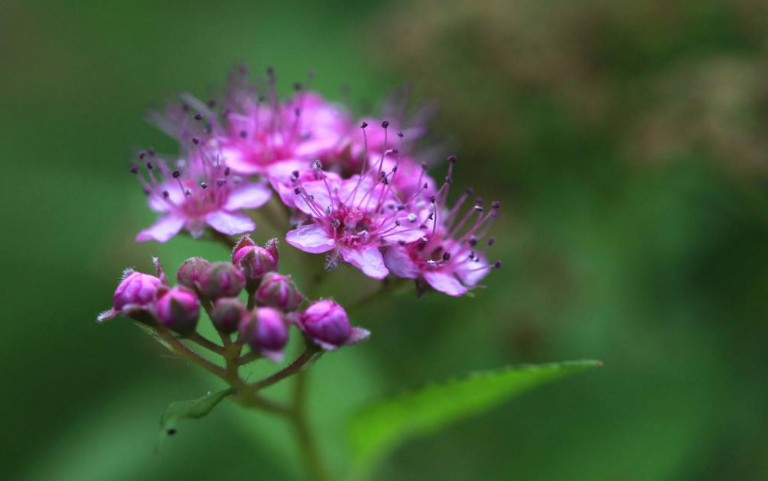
[
  {"x1": 383, "y1": 157, "x2": 502, "y2": 297},
  {"x1": 98, "y1": 257, "x2": 166, "y2": 322},
  {"x1": 285, "y1": 145, "x2": 431, "y2": 279},
  {"x1": 296, "y1": 300, "x2": 369, "y2": 351},
  {"x1": 155, "y1": 286, "x2": 200, "y2": 332},
  {"x1": 217, "y1": 67, "x2": 351, "y2": 177},
  {"x1": 132, "y1": 147, "x2": 271, "y2": 242},
  {"x1": 240, "y1": 307, "x2": 289, "y2": 362}
]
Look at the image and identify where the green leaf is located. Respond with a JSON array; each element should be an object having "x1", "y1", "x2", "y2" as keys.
[
  {"x1": 347, "y1": 360, "x2": 601, "y2": 475},
  {"x1": 158, "y1": 387, "x2": 236, "y2": 444}
]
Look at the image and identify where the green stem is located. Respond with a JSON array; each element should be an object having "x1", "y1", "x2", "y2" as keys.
[
  {"x1": 249, "y1": 347, "x2": 318, "y2": 391},
  {"x1": 292, "y1": 369, "x2": 332, "y2": 481}
]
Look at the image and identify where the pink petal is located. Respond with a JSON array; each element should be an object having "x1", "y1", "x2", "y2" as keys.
[
  {"x1": 383, "y1": 246, "x2": 419, "y2": 278},
  {"x1": 135, "y1": 215, "x2": 185, "y2": 243},
  {"x1": 205, "y1": 211, "x2": 256, "y2": 235},
  {"x1": 423, "y1": 270, "x2": 467, "y2": 297},
  {"x1": 345, "y1": 327, "x2": 370, "y2": 345},
  {"x1": 285, "y1": 223, "x2": 335, "y2": 254},
  {"x1": 224, "y1": 182, "x2": 272, "y2": 210},
  {"x1": 342, "y1": 246, "x2": 388, "y2": 280},
  {"x1": 219, "y1": 147, "x2": 263, "y2": 175}
]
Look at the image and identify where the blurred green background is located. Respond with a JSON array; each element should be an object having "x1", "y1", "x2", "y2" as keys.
[{"x1": 3, "y1": 0, "x2": 768, "y2": 479}]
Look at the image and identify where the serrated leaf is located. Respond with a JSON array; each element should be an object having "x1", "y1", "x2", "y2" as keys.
[
  {"x1": 158, "y1": 387, "x2": 236, "y2": 445},
  {"x1": 347, "y1": 360, "x2": 601, "y2": 475}
]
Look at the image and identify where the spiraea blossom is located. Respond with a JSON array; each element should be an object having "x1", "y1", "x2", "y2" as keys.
[
  {"x1": 132, "y1": 146, "x2": 271, "y2": 242},
  {"x1": 383, "y1": 157, "x2": 501, "y2": 296},
  {"x1": 285, "y1": 128, "x2": 432, "y2": 279}
]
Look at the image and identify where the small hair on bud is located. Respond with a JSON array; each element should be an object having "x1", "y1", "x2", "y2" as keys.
[{"x1": 381, "y1": 120, "x2": 390, "y2": 128}]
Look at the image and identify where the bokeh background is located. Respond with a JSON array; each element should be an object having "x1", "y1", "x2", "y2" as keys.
[{"x1": 3, "y1": 0, "x2": 768, "y2": 479}]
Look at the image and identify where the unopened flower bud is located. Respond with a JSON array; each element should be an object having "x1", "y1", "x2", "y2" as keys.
[
  {"x1": 155, "y1": 287, "x2": 200, "y2": 332},
  {"x1": 232, "y1": 236, "x2": 279, "y2": 286},
  {"x1": 199, "y1": 262, "x2": 245, "y2": 299},
  {"x1": 240, "y1": 307, "x2": 288, "y2": 361},
  {"x1": 255, "y1": 273, "x2": 303, "y2": 311},
  {"x1": 299, "y1": 300, "x2": 369, "y2": 351},
  {"x1": 177, "y1": 257, "x2": 211, "y2": 289},
  {"x1": 98, "y1": 269, "x2": 162, "y2": 322},
  {"x1": 210, "y1": 297, "x2": 247, "y2": 333}
]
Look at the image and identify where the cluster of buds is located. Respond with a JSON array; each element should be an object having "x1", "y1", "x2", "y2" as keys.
[{"x1": 99, "y1": 236, "x2": 368, "y2": 362}]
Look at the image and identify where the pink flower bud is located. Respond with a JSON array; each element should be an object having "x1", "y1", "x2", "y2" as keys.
[
  {"x1": 255, "y1": 273, "x2": 303, "y2": 311},
  {"x1": 114, "y1": 271, "x2": 161, "y2": 311},
  {"x1": 199, "y1": 262, "x2": 245, "y2": 299},
  {"x1": 240, "y1": 307, "x2": 288, "y2": 361},
  {"x1": 155, "y1": 287, "x2": 200, "y2": 332},
  {"x1": 177, "y1": 257, "x2": 211, "y2": 289},
  {"x1": 232, "y1": 236, "x2": 279, "y2": 286},
  {"x1": 210, "y1": 297, "x2": 247, "y2": 333},
  {"x1": 299, "y1": 300, "x2": 370, "y2": 350}
]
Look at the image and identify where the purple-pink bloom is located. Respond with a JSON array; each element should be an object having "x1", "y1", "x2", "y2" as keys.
[
  {"x1": 232, "y1": 235, "x2": 279, "y2": 286},
  {"x1": 132, "y1": 146, "x2": 271, "y2": 243},
  {"x1": 155, "y1": 286, "x2": 200, "y2": 332},
  {"x1": 297, "y1": 300, "x2": 369, "y2": 351},
  {"x1": 383, "y1": 158, "x2": 501, "y2": 296},
  {"x1": 285, "y1": 133, "x2": 432, "y2": 279},
  {"x1": 255, "y1": 272, "x2": 303, "y2": 311},
  {"x1": 98, "y1": 257, "x2": 166, "y2": 322},
  {"x1": 215, "y1": 67, "x2": 350, "y2": 177},
  {"x1": 240, "y1": 307, "x2": 289, "y2": 362}
]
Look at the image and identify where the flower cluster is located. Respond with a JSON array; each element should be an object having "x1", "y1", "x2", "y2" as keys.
[
  {"x1": 129, "y1": 66, "x2": 499, "y2": 296},
  {"x1": 99, "y1": 237, "x2": 368, "y2": 360},
  {"x1": 100, "y1": 66, "x2": 500, "y2": 395}
]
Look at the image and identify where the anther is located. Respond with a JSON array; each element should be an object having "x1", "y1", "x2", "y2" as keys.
[
  {"x1": 146, "y1": 162, "x2": 153, "y2": 170},
  {"x1": 442, "y1": 252, "x2": 451, "y2": 261},
  {"x1": 397, "y1": 131, "x2": 404, "y2": 138},
  {"x1": 492, "y1": 201, "x2": 500, "y2": 209},
  {"x1": 129, "y1": 164, "x2": 139, "y2": 174},
  {"x1": 381, "y1": 120, "x2": 389, "y2": 128},
  {"x1": 138, "y1": 151, "x2": 146, "y2": 159},
  {"x1": 194, "y1": 113, "x2": 203, "y2": 120},
  {"x1": 148, "y1": 148, "x2": 155, "y2": 157},
  {"x1": 224, "y1": 167, "x2": 230, "y2": 176},
  {"x1": 429, "y1": 195, "x2": 436, "y2": 203},
  {"x1": 360, "y1": 122, "x2": 368, "y2": 129},
  {"x1": 494, "y1": 261, "x2": 502, "y2": 269},
  {"x1": 469, "y1": 237, "x2": 478, "y2": 247},
  {"x1": 294, "y1": 187, "x2": 301, "y2": 195},
  {"x1": 488, "y1": 237, "x2": 495, "y2": 246},
  {"x1": 172, "y1": 170, "x2": 181, "y2": 178},
  {"x1": 162, "y1": 191, "x2": 169, "y2": 198},
  {"x1": 448, "y1": 155, "x2": 457, "y2": 163},
  {"x1": 192, "y1": 137, "x2": 200, "y2": 145},
  {"x1": 217, "y1": 179, "x2": 226, "y2": 188},
  {"x1": 239, "y1": 130, "x2": 247, "y2": 138},
  {"x1": 200, "y1": 182, "x2": 208, "y2": 189}
]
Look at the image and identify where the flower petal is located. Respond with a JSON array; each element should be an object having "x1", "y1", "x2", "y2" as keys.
[
  {"x1": 423, "y1": 270, "x2": 467, "y2": 297},
  {"x1": 383, "y1": 246, "x2": 420, "y2": 278},
  {"x1": 285, "y1": 223, "x2": 335, "y2": 254},
  {"x1": 345, "y1": 327, "x2": 370, "y2": 345},
  {"x1": 342, "y1": 246, "x2": 389, "y2": 280},
  {"x1": 205, "y1": 211, "x2": 256, "y2": 235},
  {"x1": 224, "y1": 182, "x2": 273, "y2": 210},
  {"x1": 219, "y1": 147, "x2": 263, "y2": 175},
  {"x1": 135, "y1": 215, "x2": 185, "y2": 243}
]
